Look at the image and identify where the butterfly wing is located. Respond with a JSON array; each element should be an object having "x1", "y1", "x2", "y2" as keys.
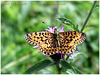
[
  {"x1": 58, "y1": 31, "x2": 86, "y2": 55},
  {"x1": 25, "y1": 32, "x2": 57, "y2": 56}
]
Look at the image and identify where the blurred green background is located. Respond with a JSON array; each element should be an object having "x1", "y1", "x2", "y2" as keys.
[{"x1": 1, "y1": 1, "x2": 99, "y2": 74}]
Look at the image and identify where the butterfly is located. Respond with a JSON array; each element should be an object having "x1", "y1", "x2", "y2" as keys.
[{"x1": 25, "y1": 27, "x2": 86, "y2": 56}]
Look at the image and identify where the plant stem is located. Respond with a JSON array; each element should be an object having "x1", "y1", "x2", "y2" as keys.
[
  {"x1": 55, "y1": 61, "x2": 61, "y2": 74},
  {"x1": 81, "y1": 1, "x2": 97, "y2": 32}
]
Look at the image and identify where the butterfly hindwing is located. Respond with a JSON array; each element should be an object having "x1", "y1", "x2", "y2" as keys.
[{"x1": 25, "y1": 32, "x2": 57, "y2": 56}]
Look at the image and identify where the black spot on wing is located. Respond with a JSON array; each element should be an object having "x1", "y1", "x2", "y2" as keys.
[
  {"x1": 68, "y1": 32, "x2": 70, "y2": 36},
  {"x1": 65, "y1": 32, "x2": 68, "y2": 35},
  {"x1": 66, "y1": 45, "x2": 69, "y2": 47},
  {"x1": 51, "y1": 52, "x2": 53, "y2": 55},
  {"x1": 74, "y1": 31, "x2": 76, "y2": 35},
  {"x1": 70, "y1": 38, "x2": 73, "y2": 41},
  {"x1": 37, "y1": 37, "x2": 39, "y2": 39},
  {"x1": 34, "y1": 36, "x2": 36, "y2": 38},
  {"x1": 45, "y1": 33, "x2": 47, "y2": 35},
  {"x1": 35, "y1": 32, "x2": 37, "y2": 35},
  {"x1": 70, "y1": 36, "x2": 72, "y2": 38},
  {"x1": 40, "y1": 37, "x2": 43, "y2": 41},
  {"x1": 49, "y1": 50, "x2": 51, "y2": 51},
  {"x1": 44, "y1": 52, "x2": 46, "y2": 54},
  {"x1": 73, "y1": 36, "x2": 75, "y2": 38},
  {"x1": 39, "y1": 33, "x2": 41, "y2": 36},
  {"x1": 42, "y1": 33, "x2": 44, "y2": 36},
  {"x1": 47, "y1": 53, "x2": 49, "y2": 55}
]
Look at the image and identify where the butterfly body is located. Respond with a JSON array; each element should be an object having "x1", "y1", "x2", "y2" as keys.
[{"x1": 25, "y1": 28, "x2": 86, "y2": 56}]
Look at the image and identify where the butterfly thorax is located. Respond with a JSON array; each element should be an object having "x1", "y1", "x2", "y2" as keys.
[{"x1": 53, "y1": 28, "x2": 59, "y2": 48}]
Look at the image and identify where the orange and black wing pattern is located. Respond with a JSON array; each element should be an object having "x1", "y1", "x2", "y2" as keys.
[
  {"x1": 58, "y1": 31, "x2": 86, "y2": 55},
  {"x1": 25, "y1": 32, "x2": 57, "y2": 56}
]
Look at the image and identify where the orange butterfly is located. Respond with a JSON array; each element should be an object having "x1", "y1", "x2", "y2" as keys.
[{"x1": 25, "y1": 26, "x2": 86, "y2": 56}]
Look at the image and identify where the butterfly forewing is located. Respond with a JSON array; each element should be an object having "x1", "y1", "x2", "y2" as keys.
[{"x1": 25, "y1": 32, "x2": 57, "y2": 56}]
